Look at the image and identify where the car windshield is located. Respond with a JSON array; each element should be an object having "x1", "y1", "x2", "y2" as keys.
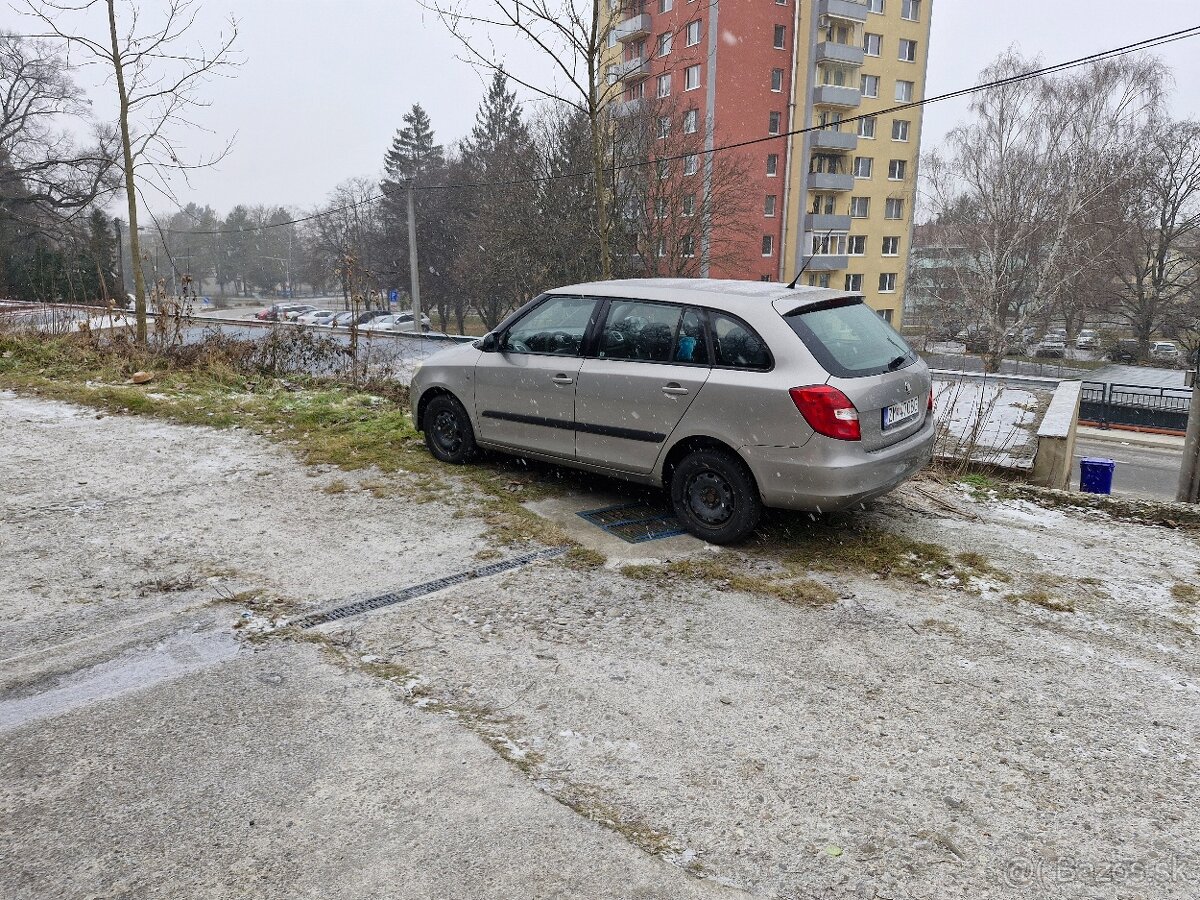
[{"x1": 783, "y1": 298, "x2": 916, "y2": 378}]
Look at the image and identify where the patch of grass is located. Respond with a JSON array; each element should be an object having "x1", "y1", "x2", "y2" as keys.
[
  {"x1": 1171, "y1": 582, "x2": 1199, "y2": 605},
  {"x1": 960, "y1": 473, "x2": 995, "y2": 491},
  {"x1": 621, "y1": 557, "x2": 837, "y2": 608},
  {"x1": 1005, "y1": 589, "x2": 1075, "y2": 613},
  {"x1": 563, "y1": 547, "x2": 607, "y2": 571},
  {"x1": 322, "y1": 479, "x2": 349, "y2": 495}
]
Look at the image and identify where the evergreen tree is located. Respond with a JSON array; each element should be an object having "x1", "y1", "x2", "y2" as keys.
[{"x1": 383, "y1": 104, "x2": 444, "y2": 185}]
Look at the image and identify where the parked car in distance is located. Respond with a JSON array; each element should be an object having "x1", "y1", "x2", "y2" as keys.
[
  {"x1": 330, "y1": 311, "x2": 355, "y2": 327},
  {"x1": 359, "y1": 314, "x2": 406, "y2": 332},
  {"x1": 255, "y1": 302, "x2": 306, "y2": 321},
  {"x1": 1075, "y1": 329, "x2": 1099, "y2": 350},
  {"x1": 1035, "y1": 338, "x2": 1067, "y2": 359},
  {"x1": 361, "y1": 312, "x2": 433, "y2": 332},
  {"x1": 1150, "y1": 341, "x2": 1180, "y2": 363},
  {"x1": 296, "y1": 309, "x2": 336, "y2": 325},
  {"x1": 282, "y1": 305, "x2": 316, "y2": 322},
  {"x1": 1107, "y1": 339, "x2": 1140, "y2": 363},
  {"x1": 411, "y1": 279, "x2": 934, "y2": 544}
]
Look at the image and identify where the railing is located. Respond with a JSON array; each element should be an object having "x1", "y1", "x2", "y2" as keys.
[{"x1": 1080, "y1": 380, "x2": 1192, "y2": 431}]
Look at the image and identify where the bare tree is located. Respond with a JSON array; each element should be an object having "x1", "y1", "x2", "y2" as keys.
[
  {"x1": 22, "y1": 0, "x2": 239, "y2": 342},
  {"x1": 923, "y1": 51, "x2": 1164, "y2": 371},
  {"x1": 1102, "y1": 121, "x2": 1200, "y2": 358},
  {"x1": 615, "y1": 97, "x2": 754, "y2": 278},
  {"x1": 423, "y1": 0, "x2": 624, "y2": 279}
]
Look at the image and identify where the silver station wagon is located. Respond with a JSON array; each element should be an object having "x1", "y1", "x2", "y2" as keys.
[{"x1": 411, "y1": 279, "x2": 934, "y2": 544}]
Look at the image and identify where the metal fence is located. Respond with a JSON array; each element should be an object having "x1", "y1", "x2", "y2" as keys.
[{"x1": 1080, "y1": 381, "x2": 1193, "y2": 431}]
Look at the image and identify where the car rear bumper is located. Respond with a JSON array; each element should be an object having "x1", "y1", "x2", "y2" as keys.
[{"x1": 743, "y1": 416, "x2": 935, "y2": 513}]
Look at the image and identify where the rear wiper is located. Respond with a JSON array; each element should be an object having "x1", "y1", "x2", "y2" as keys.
[{"x1": 887, "y1": 354, "x2": 909, "y2": 371}]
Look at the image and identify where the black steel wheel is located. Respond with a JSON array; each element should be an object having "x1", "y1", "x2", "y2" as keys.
[
  {"x1": 670, "y1": 448, "x2": 761, "y2": 545},
  {"x1": 423, "y1": 394, "x2": 477, "y2": 464}
]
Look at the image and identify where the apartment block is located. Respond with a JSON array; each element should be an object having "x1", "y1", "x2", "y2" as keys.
[{"x1": 609, "y1": 0, "x2": 933, "y2": 324}]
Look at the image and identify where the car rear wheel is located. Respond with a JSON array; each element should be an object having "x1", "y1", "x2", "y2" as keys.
[
  {"x1": 423, "y1": 394, "x2": 477, "y2": 464},
  {"x1": 670, "y1": 449, "x2": 761, "y2": 545}
]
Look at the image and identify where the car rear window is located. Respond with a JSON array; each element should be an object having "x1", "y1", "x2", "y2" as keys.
[{"x1": 783, "y1": 298, "x2": 917, "y2": 378}]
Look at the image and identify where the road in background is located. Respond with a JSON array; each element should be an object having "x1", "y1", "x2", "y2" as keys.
[{"x1": 1073, "y1": 429, "x2": 1185, "y2": 502}]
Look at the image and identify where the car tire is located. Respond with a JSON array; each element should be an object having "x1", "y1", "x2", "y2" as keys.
[
  {"x1": 670, "y1": 449, "x2": 762, "y2": 545},
  {"x1": 423, "y1": 394, "x2": 477, "y2": 465}
]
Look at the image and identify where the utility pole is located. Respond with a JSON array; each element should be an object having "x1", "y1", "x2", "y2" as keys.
[
  {"x1": 1178, "y1": 353, "x2": 1200, "y2": 503},
  {"x1": 406, "y1": 180, "x2": 422, "y2": 331}
]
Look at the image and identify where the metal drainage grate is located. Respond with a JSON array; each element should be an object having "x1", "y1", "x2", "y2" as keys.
[
  {"x1": 290, "y1": 547, "x2": 567, "y2": 629},
  {"x1": 577, "y1": 501, "x2": 687, "y2": 544}
]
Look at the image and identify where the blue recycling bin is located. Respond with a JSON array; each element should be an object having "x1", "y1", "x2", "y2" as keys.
[{"x1": 1080, "y1": 457, "x2": 1115, "y2": 495}]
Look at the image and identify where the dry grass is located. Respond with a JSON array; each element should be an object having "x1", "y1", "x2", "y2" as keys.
[
  {"x1": 1172, "y1": 582, "x2": 1199, "y2": 605},
  {"x1": 621, "y1": 557, "x2": 838, "y2": 608},
  {"x1": 1005, "y1": 589, "x2": 1075, "y2": 613}
]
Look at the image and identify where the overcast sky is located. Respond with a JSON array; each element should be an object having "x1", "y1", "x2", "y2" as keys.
[{"x1": 41, "y1": 0, "x2": 1200, "y2": 215}]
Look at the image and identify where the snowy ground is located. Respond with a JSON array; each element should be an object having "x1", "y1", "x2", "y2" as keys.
[
  {"x1": 2, "y1": 391, "x2": 1198, "y2": 899},
  {"x1": 933, "y1": 377, "x2": 1050, "y2": 470}
]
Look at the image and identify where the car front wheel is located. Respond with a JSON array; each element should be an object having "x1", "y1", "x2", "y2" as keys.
[
  {"x1": 423, "y1": 394, "x2": 477, "y2": 464},
  {"x1": 670, "y1": 449, "x2": 762, "y2": 545}
]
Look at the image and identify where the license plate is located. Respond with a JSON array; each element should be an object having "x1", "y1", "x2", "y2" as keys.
[{"x1": 882, "y1": 397, "x2": 920, "y2": 430}]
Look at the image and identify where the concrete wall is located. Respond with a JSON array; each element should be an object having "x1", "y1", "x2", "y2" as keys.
[{"x1": 1032, "y1": 381, "x2": 1083, "y2": 490}]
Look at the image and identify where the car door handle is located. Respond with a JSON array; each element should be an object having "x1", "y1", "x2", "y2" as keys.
[
  {"x1": 661, "y1": 383, "x2": 689, "y2": 396},
  {"x1": 551, "y1": 374, "x2": 574, "y2": 386}
]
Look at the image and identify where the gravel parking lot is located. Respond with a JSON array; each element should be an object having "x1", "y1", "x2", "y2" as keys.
[{"x1": 2, "y1": 390, "x2": 1198, "y2": 899}]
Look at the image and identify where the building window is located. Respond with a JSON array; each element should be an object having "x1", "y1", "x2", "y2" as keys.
[
  {"x1": 657, "y1": 237, "x2": 667, "y2": 258},
  {"x1": 658, "y1": 116, "x2": 671, "y2": 139},
  {"x1": 657, "y1": 73, "x2": 671, "y2": 97},
  {"x1": 866, "y1": 0, "x2": 883, "y2": 12},
  {"x1": 768, "y1": 111, "x2": 782, "y2": 134},
  {"x1": 657, "y1": 159, "x2": 670, "y2": 180},
  {"x1": 808, "y1": 273, "x2": 831, "y2": 288},
  {"x1": 895, "y1": 80, "x2": 914, "y2": 102},
  {"x1": 657, "y1": 31, "x2": 673, "y2": 56},
  {"x1": 812, "y1": 193, "x2": 835, "y2": 214},
  {"x1": 773, "y1": 25, "x2": 786, "y2": 49},
  {"x1": 683, "y1": 153, "x2": 699, "y2": 175},
  {"x1": 884, "y1": 197, "x2": 904, "y2": 219},
  {"x1": 762, "y1": 235, "x2": 775, "y2": 257},
  {"x1": 858, "y1": 116, "x2": 877, "y2": 139},
  {"x1": 879, "y1": 272, "x2": 897, "y2": 292},
  {"x1": 882, "y1": 236, "x2": 900, "y2": 256},
  {"x1": 861, "y1": 74, "x2": 879, "y2": 98},
  {"x1": 684, "y1": 65, "x2": 701, "y2": 91},
  {"x1": 864, "y1": 33, "x2": 881, "y2": 57},
  {"x1": 683, "y1": 108, "x2": 699, "y2": 133},
  {"x1": 627, "y1": 81, "x2": 645, "y2": 101},
  {"x1": 685, "y1": 19, "x2": 701, "y2": 46},
  {"x1": 764, "y1": 194, "x2": 777, "y2": 217},
  {"x1": 682, "y1": 235, "x2": 695, "y2": 258},
  {"x1": 901, "y1": 0, "x2": 920, "y2": 21},
  {"x1": 892, "y1": 119, "x2": 910, "y2": 141},
  {"x1": 655, "y1": 197, "x2": 667, "y2": 219},
  {"x1": 899, "y1": 38, "x2": 917, "y2": 62},
  {"x1": 766, "y1": 153, "x2": 779, "y2": 176},
  {"x1": 888, "y1": 159, "x2": 907, "y2": 180},
  {"x1": 853, "y1": 157, "x2": 873, "y2": 178},
  {"x1": 845, "y1": 273, "x2": 863, "y2": 291},
  {"x1": 682, "y1": 194, "x2": 696, "y2": 216},
  {"x1": 812, "y1": 233, "x2": 846, "y2": 256},
  {"x1": 880, "y1": 308, "x2": 894, "y2": 323},
  {"x1": 850, "y1": 196, "x2": 870, "y2": 218},
  {"x1": 659, "y1": 0, "x2": 673, "y2": 11},
  {"x1": 771, "y1": 68, "x2": 784, "y2": 92},
  {"x1": 847, "y1": 235, "x2": 867, "y2": 255}
]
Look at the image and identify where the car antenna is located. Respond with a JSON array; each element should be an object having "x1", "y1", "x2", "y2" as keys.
[{"x1": 786, "y1": 228, "x2": 832, "y2": 289}]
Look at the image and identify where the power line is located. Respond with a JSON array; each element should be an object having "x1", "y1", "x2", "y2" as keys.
[{"x1": 161, "y1": 24, "x2": 1200, "y2": 236}]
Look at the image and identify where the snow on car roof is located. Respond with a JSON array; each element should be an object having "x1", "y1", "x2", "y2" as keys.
[{"x1": 548, "y1": 278, "x2": 860, "y2": 313}]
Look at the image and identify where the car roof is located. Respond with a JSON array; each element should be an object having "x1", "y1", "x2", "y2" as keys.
[{"x1": 547, "y1": 278, "x2": 861, "y2": 315}]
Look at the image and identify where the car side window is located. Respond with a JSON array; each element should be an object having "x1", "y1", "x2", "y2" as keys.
[
  {"x1": 502, "y1": 296, "x2": 597, "y2": 356},
  {"x1": 711, "y1": 312, "x2": 771, "y2": 370},
  {"x1": 674, "y1": 308, "x2": 710, "y2": 365},
  {"x1": 598, "y1": 300, "x2": 684, "y2": 363}
]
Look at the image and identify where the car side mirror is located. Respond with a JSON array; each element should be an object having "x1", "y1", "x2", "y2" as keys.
[{"x1": 479, "y1": 332, "x2": 499, "y2": 353}]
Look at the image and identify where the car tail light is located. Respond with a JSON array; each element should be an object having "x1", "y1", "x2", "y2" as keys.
[{"x1": 790, "y1": 385, "x2": 861, "y2": 441}]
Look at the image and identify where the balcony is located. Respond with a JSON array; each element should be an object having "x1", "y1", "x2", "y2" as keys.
[
  {"x1": 804, "y1": 255, "x2": 849, "y2": 272},
  {"x1": 613, "y1": 13, "x2": 651, "y2": 43},
  {"x1": 810, "y1": 129, "x2": 858, "y2": 152},
  {"x1": 814, "y1": 42, "x2": 865, "y2": 67},
  {"x1": 809, "y1": 214, "x2": 852, "y2": 232},
  {"x1": 808, "y1": 171, "x2": 855, "y2": 192},
  {"x1": 609, "y1": 56, "x2": 650, "y2": 82},
  {"x1": 813, "y1": 85, "x2": 861, "y2": 108},
  {"x1": 818, "y1": 0, "x2": 869, "y2": 22},
  {"x1": 612, "y1": 97, "x2": 645, "y2": 118}
]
